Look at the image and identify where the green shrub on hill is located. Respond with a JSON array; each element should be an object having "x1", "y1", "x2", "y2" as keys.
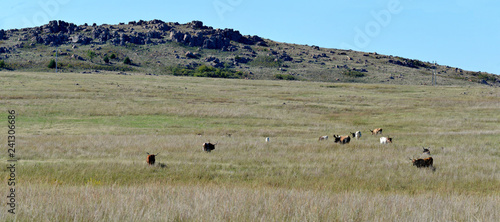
[
  {"x1": 48, "y1": 59, "x2": 56, "y2": 68},
  {"x1": 166, "y1": 65, "x2": 247, "y2": 79},
  {"x1": 274, "y1": 74, "x2": 296, "y2": 80},
  {"x1": 0, "y1": 60, "x2": 5, "y2": 69},
  {"x1": 343, "y1": 70, "x2": 365, "y2": 78},
  {"x1": 476, "y1": 72, "x2": 496, "y2": 82},
  {"x1": 87, "y1": 50, "x2": 97, "y2": 62},
  {"x1": 103, "y1": 56, "x2": 110, "y2": 64},
  {"x1": 124, "y1": 57, "x2": 132, "y2": 65}
]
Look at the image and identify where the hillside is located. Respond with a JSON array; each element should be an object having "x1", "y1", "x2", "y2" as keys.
[{"x1": 0, "y1": 19, "x2": 498, "y2": 86}]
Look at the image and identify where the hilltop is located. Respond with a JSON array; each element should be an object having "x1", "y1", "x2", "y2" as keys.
[{"x1": 0, "y1": 19, "x2": 498, "y2": 86}]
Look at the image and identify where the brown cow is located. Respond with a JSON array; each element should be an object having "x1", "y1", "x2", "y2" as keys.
[
  {"x1": 369, "y1": 128, "x2": 383, "y2": 135},
  {"x1": 410, "y1": 157, "x2": 434, "y2": 169},
  {"x1": 333, "y1": 135, "x2": 351, "y2": 144},
  {"x1": 146, "y1": 152, "x2": 159, "y2": 165}
]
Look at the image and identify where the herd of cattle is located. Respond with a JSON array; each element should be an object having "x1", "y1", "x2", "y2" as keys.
[
  {"x1": 147, "y1": 128, "x2": 435, "y2": 170},
  {"x1": 319, "y1": 128, "x2": 392, "y2": 145}
]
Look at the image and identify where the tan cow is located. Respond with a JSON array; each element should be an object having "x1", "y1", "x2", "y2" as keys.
[
  {"x1": 333, "y1": 135, "x2": 351, "y2": 144},
  {"x1": 370, "y1": 128, "x2": 383, "y2": 135}
]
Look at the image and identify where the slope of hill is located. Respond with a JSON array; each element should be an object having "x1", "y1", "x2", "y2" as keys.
[{"x1": 0, "y1": 19, "x2": 498, "y2": 86}]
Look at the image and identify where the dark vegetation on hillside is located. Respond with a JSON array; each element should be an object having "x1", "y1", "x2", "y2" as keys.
[{"x1": 0, "y1": 20, "x2": 498, "y2": 86}]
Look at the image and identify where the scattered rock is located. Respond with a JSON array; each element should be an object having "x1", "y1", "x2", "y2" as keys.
[
  {"x1": 205, "y1": 56, "x2": 220, "y2": 63},
  {"x1": 185, "y1": 51, "x2": 200, "y2": 59},
  {"x1": 71, "y1": 54, "x2": 84, "y2": 60}
]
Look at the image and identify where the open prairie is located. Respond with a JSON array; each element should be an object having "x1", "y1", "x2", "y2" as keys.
[{"x1": 1, "y1": 71, "x2": 499, "y2": 221}]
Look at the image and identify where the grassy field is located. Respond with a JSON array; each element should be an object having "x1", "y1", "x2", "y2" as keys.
[{"x1": 1, "y1": 71, "x2": 499, "y2": 221}]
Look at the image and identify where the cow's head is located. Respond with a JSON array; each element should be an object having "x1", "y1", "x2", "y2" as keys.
[
  {"x1": 423, "y1": 147, "x2": 430, "y2": 155},
  {"x1": 333, "y1": 135, "x2": 341, "y2": 143}
]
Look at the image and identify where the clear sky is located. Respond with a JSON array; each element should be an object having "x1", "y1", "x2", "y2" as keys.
[{"x1": 1, "y1": 0, "x2": 499, "y2": 75}]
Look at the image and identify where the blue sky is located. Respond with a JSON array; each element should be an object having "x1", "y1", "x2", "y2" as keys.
[{"x1": 1, "y1": 0, "x2": 499, "y2": 75}]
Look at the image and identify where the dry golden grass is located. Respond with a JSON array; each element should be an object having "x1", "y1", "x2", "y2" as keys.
[
  {"x1": 0, "y1": 71, "x2": 499, "y2": 221},
  {"x1": 14, "y1": 184, "x2": 500, "y2": 221}
]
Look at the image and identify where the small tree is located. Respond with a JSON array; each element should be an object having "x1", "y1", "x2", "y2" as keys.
[
  {"x1": 48, "y1": 59, "x2": 56, "y2": 68},
  {"x1": 87, "y1": 50, "x2": 97, "y2": 62},
  {"x1": 123, "y1": 57, "x2": 132, "y2": 65},
  {"x1": 110, "y1": 53, "x2": 116, "y2": 59},
  {"x1": 103, "y1": 55, "x2": 110, "y2": 64},
  {"x1": 0, "y1": 60, "x2": 5, "y2": 69}
]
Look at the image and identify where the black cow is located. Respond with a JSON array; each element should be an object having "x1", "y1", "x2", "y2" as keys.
[
  {"x1": 410, "y1": 157, "x2": 434, "y2": 168},
  {"x1": 203, "y1": 142, "x2": 217, "y2": 152}
]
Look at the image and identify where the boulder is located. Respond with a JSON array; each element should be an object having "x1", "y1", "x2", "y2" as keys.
[
  {"x1": 170, "y1": 31, "x2": 184, "y2": 42},
  {"x1": 147, "y1": 19, "x2": 165, "y2": 25},
  {"x1": 0, "y1": 47, "x2": 10, "y2": 53},
  {"x1": 156, "y1": 23, "x2": 171, "y2": 31},
  {"x1": 71, "y1": 54, "x2": 84, "y2": 60},
  {"x1": 146, "y1": 30, "x2": 163, "y2": 39},
  {"x1": 190, "y1": 20, "x2": 203, "y2": 29},
  {"x1": 185, "y1": 51, "x2": 200, "y2": 59},
  {"x1": 70, "y1": 35, "x2": 92, "y2": 44},
  {"x1": 205, "y1": 56, "x2": 220, "y2": 63},
  {"x1": 92, "y1": 27, "x2": 111, "y2": 43},
  {"x1": 42, "y1": 20, "x2": 77, "y2": 34},
  {"x1": 35, "y1": 33, "x2": 68, "y2": 45},
  {"x1": 202, "y1": 35, "x2": 230, "y2": 49},
  {"x1": 279, "y1": 53, "x2": 293, "y2": 62}
]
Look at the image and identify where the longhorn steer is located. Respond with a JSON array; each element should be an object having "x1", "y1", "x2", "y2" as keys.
[
  {"x1": 333, "y1": 135, "x2": 351, "y2": 144},
  {"x1": 380, "y1": 137, "x2": 392, "y2": 144},
  {"x1": 146, "y1": 152, "x2": 159, "y2": 165},
  {"x1": 203, "y1": 142, "x2": 217, "y2": 152},
  {"x1": 410, "y1": 157, "x2": 433, "y2": 168},
  {"x1": 350, "y1": 131, "x2": 362, "y2": 139},
  {"x1": 422, "y1": 147, "x2": 431, "y2": 155},
  {"x1": 370, "y1": 128, "x2": 383, "y2": 135},
  {"x1": 318, "y1": 135, "x2": 328, "y2": 141}
]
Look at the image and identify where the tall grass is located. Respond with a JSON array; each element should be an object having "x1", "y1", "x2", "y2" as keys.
[
  {"x1": 0, "y1": 71, "x2": 499, "y2": 221},
  {"x1": 11, "y1": 184, "x2": 499, "y2": 221}
]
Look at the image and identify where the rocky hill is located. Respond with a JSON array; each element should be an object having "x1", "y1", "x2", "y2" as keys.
[{"x1": 0, "y1": 19, "x2": 498, "y2": 86}]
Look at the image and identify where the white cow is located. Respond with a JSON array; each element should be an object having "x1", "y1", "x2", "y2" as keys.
[
  {"x1": 350, "y1": 131, "x2": 362, "y2": 139},
  {"x1": 380, "y1": 137, "x2": 392, "y2": 144},
  {"x1": 318, "y1": 135, "x2": 328, "y2": 141}
]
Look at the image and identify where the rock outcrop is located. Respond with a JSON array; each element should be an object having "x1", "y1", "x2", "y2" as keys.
[{"x1": 12, "y1": 20, "x2": 268, "y2": 49}]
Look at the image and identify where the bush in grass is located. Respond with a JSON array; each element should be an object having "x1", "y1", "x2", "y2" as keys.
[
  {"x1": 124, "y1": 57, "x2": 132, "y2": 65},
  {"x1": 110, "y1": 53, "x2": 116, "y2": 59},
  {"x1": 48, "y1": 59, "x2": 56, "y2": 68},
  {"x1": 343, "y1": 70, "x2": 365, "y2": 78},
  {"x1": 476, "y1": 72, "x2": 496, "y2": 82},
  {"x1": 103, "y1": 56, "x2": 110, "y2": 64},
  {"x1": 166, "y1": 65, "x2": 247, "y2": 79},
  {"x1": 87, "y1": 50, "x2": 97, "y2": 62},
  {"x1": 0, "y1": 60, "x2": 5, "y2": 69},
  {"x1": 274, "y1": 74, "x2": 296, "y2": 80}
]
